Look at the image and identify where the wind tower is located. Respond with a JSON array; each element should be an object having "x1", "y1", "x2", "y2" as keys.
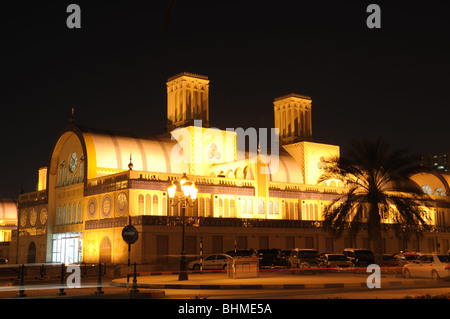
[
  {"x1": 166, "y1": 72, "x2": 210, "y2": 132},
  {"x1": 273, "y1": 93, "x2": 312, "y2": 145}
]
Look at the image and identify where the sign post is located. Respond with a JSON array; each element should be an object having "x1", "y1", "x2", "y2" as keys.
[{"x1": 122, "y1": 218, "x2": 139, "y2": 292}]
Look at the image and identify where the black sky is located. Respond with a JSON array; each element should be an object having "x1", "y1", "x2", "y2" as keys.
[{"x1": 1, "y1": 1, "x2": 449, "y2": 199}]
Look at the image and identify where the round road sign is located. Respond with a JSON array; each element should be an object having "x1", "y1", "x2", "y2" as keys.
[{"x1": 122, "y1": 225, "x2": 139, "y2": 244}]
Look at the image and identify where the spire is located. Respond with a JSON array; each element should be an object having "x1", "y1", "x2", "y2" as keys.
[{"x1": 128, "y1": 153, "x2": 134, "y2": 170}]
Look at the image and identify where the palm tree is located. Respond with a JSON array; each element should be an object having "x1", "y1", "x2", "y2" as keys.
[{"x1": 318, "y1": 138, "x2": 431, "y2": 265}]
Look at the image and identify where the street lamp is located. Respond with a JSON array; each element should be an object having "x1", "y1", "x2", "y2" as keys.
[{"x1": 168, "y1": 173, "x2": 198, "y2": 281}]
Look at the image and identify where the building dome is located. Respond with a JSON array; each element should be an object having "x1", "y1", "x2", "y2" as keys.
[
  {"x1": 0, "y1": 198, "x2": 18, "y2": 220},
  {"x1": 83, "y1": 131, "x2": 189, "y2": 175}
]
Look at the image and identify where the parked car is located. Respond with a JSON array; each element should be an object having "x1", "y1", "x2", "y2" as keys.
[
  {"x1": 188, "y1": 254, "x2": 232, "y2": 270},
  {"x1": 318, "y1": 253, "x2": 354, "y2": 269},
  {"x1": 403, "y1": 254, "x2": 450, "y2": 279},
  {"x1": 258, "y1": 249, "x2": 283, "y2": 268},
  {"x1": 343, "y1": 248, "x2": 375, "y2": 267},
  {"x1": 225, "y1": 249, "x2": 258, "y2": 258},
  {"x1": 393, "y1": 251, "x2": 423, "y2": 266},
  {"x1": 0, "y1": 258, "x2": 8, "y2": 264},
  {"x1": 381, "y1": 254, "x2": 399, "y2": 267},
  {"x1": 288, "y1": 249, "x2": 320, "y2": 269},
  {"x1": 279, "y1": 249, "x2": 293, "y2": 268}
]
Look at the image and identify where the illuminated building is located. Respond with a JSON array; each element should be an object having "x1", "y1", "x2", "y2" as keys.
[
  {"x1": 11, "y1": 72, "x2": 450, "y2": 265},
  {"x1": 421, "y1": 151, "x2": 449, "y2": 173},
  {"x1": 0, "y1": 199, "x2": 18, "y2": 262}
]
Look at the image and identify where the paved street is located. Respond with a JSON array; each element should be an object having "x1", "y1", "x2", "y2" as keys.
[{"x1": 0, "y1": 269, "x2": 448, "y2": 299}]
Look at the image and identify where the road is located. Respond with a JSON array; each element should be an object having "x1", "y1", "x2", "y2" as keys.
[
  {"x1": 0, "y1": 269, "x2": 449, "y2": 300},
  {"x1": 161, "y1": 285, "x2": 450, "y2": 299}
]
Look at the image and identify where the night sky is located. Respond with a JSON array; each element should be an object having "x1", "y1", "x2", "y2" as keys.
[{"x1": 1, "y1": 1, "x2": 449, "y2": 199}]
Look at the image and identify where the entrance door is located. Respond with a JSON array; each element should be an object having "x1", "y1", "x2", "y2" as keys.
[
  {"x1": 99, "y1": 237, "x2": 112, "y2": 264},
  {"x1": 27, "y1": 242, "x2": 36, "y2": 264}
]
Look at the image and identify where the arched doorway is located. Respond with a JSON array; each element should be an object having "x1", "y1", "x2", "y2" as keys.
[
  {"x1": 27, "y1": 242, "x2": 36, "y2": 264},
  {"x1": 99, "y1": 237, "x2": 112, "y2": 264}
]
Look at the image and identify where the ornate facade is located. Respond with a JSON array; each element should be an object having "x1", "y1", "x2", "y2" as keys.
[{"x1": 11, "y1": 72, "x2": 450, "y2": 265}]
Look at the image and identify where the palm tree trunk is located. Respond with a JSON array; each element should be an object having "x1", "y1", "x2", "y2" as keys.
[{"x1": 372, "y1": 231, "x2": 384, "y2": 266}]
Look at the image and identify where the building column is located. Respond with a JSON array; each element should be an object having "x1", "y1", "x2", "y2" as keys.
[
  {"x1": 290, "y1": 103, "x2": 295, "y2": 137},
  {"x1": 307, "y1": 108, "x2": 312, "y2": 137}
]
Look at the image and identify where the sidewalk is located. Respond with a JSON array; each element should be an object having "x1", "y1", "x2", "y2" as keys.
[{"x1": 111, "y1": 270, "x2": 443, "y2": 290}]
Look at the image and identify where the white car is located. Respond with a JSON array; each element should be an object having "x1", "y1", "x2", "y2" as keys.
[
  {"x1": 188, "y1": 254, "x2": 232, "y2": 270},
  {"x1": 403, "y1": 254, "x2": 450, "y2": 279}
]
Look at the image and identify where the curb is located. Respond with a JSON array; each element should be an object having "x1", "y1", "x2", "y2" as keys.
[
  {"x1": 8, "y1": 291, "x2": 166, "y2": 299},
  {"x1": 111, "y1": 279, "x2": 441, "y2": 290}
]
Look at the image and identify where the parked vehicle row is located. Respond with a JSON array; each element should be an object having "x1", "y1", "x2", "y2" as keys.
[{"x1": 187, "y1": 248, "x2": 450, "y2": 276}]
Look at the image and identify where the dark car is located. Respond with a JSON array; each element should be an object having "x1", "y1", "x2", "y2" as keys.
[
  {"x1": 226, "y1": 249, "x2": 258, "y2": 258},
  {"x1": 0, "y1": 258, "x2": 8, "y2": 264},
  {"x1": 288, "y1": 249, "x2": 320, "y2": 269},
  {"x1": 279, "y1": 249, "x2": 293, "y2": 268},
  {"x1": 393, "y1": 251, "x2": 424, "y2": 266},
  {"x1": 318, "y1": 253, "x2": 354, "y2": 269},
  {"x1": 258, "y1": 249, "x2": 283, "y2": 268},
  {"x1": 343, "y1": 248, "x2": 375, "y2": 267},
  {"x1": 381, "y1": 254, "x2": 399, "y2": 267}
]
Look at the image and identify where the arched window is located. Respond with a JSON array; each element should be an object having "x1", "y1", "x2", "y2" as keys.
[
  {"x1": 258, "y1": 199, "x2": 265, "y2": 215},
  {"x1": 314, "y1": 204, "x2": 318, "y2": 220},
  {"x1": 145, "y1": 194, "x2": 152, "y2": 215},
  {"x1": 153, "y1": 195, "x2": 159, "y2": 215},
  {"x1": 287, "y1": 108, "x2": 292, "y2": 136},
  {"x1": 269, "y1": 201, "x2": 273, "y2": 215},
  {"x1": 186, "y1": 90, "x2": 192, "y2": 119},
  {"x1": 62, "y1": 205, "x2": 66, "y2": 225},
  {"x1": 72, "y1": 203, "x2": 77, "y2": 224},
  {"x1": 274, "y1": 201, "x2": 279, "y2": 215},
  {"x1": 290, "y1": 203, "x2": 294, "y2": 220},
  {"x1": 64, "y1": 167, "x2": 68, "y2": 186},
  {"x1": 138, "y1": 194, "x2": 144, "y2": 214},
  {"x1": 421, "y1": 185, "x2": 432, "y2": 195},
  {"x1": 219, "y1": 198, "x2": 223, "y2": 217},
  {"x1": 242, "y1": 199, "x2": 247, "y2": 214},
  {"x1": 285, "y1": 202, "x2": 289, "y2": 219},
  {"x1": 302, "y1": 202, "x2": 308, "y2": 220},
  {"x1": 57, "y1": 206, "x2": 61, "y2": 225},
  {"x1": 206, "y1": 198, "x2": 211, "y2": 217},
  {"x1": 199, "y1": 198, "x2": 205, "y2": 217},
  {"x1": 434, "y1": 187, "x2": 445, "y2": 196},
  {"x1": 78, "y1": 162, "x2": 84, "y2": 183},
  {"x1": 72, "y1": 171, "x2": 77, "y2": 185},
  {"x1": 58, "y1": 166, "x2": 63, "y2": 187},
  {"x1": 230, "y1": 199, "x2": 236, "y2": 217},
  {"x1": 248, "y1": 199, "x2": 253, "y2": 214},
  {"x1": 77, "y1": 202, "x2": 82, "y2": 224},
  {"x1": 162, "y1": 195, "x2": 167, "y2": 216},
  {"x1": 224, "y1": 198, "x2": 229, "y2": 217},
  {"x1": 193, "y1": 90, "x2": 198, "y2": 115}
]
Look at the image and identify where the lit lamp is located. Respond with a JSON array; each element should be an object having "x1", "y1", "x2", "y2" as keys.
[{"x1": 167, "y1": 173, "x2": 198, "y2": 281}]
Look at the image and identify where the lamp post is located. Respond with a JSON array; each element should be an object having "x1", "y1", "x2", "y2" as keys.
[{"x1": 168, "y1": 173, "x2": 198, "y2": 281}]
